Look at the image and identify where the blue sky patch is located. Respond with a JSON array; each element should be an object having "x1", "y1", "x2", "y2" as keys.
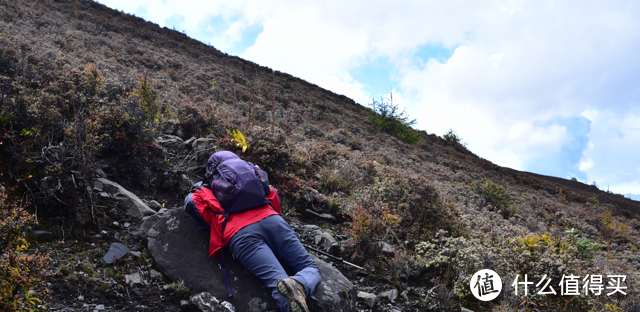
[
  {"x1": 524, "y1": 116, "x2": 592, "y2": 181},
  {"x1": 165, "y1": 14, "x2": 186, "y2": 31},
  {"x1": 412, "y1": 44, "x2": 455, "y2": 66},
  {"x1": 351, "y1": 57, "x2": 397, "y2": 100},
  {"x1": 134, "y1": 6, "x2": 148, "y2": 20},
  {"x1": 229, "y1": 23, "x2": 263, "y2": 56}
]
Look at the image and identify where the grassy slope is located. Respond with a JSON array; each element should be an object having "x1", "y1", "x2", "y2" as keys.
[{"x1": 1, "y1": 0, "x2": 639, "y2": 310}]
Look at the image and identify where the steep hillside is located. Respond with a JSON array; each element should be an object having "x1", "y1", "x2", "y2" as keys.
[{"x1": 1, "y1": 0, "x2": 639, "y2": 311}]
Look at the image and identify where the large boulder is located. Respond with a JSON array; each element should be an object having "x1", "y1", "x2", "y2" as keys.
[
  {"x1": 140, "y1": 209, "x2": 356, "y2": 312},
  {"x1": 96, "y1": 178, "x2": 156, "y2": 218}
]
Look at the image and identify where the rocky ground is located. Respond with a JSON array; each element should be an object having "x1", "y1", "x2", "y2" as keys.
[{"x1": 37, "y1": 135, "x2": 425, "y2": 312}]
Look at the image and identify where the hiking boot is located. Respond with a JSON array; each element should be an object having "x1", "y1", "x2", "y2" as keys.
[{"x1": 277, "y1": 278, "x2": 309, "y2": 312}]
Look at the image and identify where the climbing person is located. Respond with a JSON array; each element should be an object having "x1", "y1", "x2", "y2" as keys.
[{"x1": 186, "y1": 150, "x2": 322, "y2": 312}]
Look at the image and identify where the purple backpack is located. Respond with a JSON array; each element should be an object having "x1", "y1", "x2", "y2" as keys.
[{"x1": 205, "y1": 151, "x2": 271, "y2": 213}]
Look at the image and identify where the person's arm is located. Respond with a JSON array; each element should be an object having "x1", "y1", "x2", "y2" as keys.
[
  {"x1": 192, "y1": 188, "x2": 224, "y2": 257},
  {"x1": 267, "y1": 188, "x2": 281, "y2": 215}
]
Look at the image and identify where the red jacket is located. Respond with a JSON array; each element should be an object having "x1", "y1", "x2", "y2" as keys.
[{"x1": 190, "y1": 186, "x2": 281, "y2": 258}]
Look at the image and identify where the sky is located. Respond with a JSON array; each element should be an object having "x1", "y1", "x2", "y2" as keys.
[{"x1": 98, "y1": 0, "x2": 640, "y2": 199}]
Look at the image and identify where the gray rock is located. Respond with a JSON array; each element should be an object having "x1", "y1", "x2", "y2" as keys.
[
  {"x1": 379, "y1": 289, "x2": 398, "y2": 303},
  {"x1": 157, "y1": 134, "x2": 184, "y2": 142},
  {"x1": 400, "y1": 289, "x2": 409, "y2": 301},
  {"x1": 95, "y1": 168, "x2": 107, "y2": 178},
  {"x1": 141, "y1": 209, "x2": 356, "y2": 312},
  {"x1": 314, "y1": 231, "x2": 339, "y2": 254},
  {"x1": 95, "y1": 304, "x2": 105, "y2": 310},
  {"x1": 191, "y1": 292, "x2": 235, "y2": 312},
  {"x1": 130, "y1": 251, "x2": 142, "y2": 258},
  {"x1": 31, "y1": 230, "x2": 52, "y2": 240},
  {"x1": 149, "y1": 200, "x2": 163, "y2": 211},
  {"x1": 192, "y1": 138, "x2": 216, "y2": 151},
  {"x1": 379, "y1": 242, "x2": 395, "y2": 257},
  {"x1": 180, "y1": 300, "x2": 190, "y2": 306},
  {"x1": 357, "y1": 291, "x2": 378, "y2": 308},
  {"x1": 93, "y1": 181, "x2": 104, "y2": 192},
  {"x1": 461, "y1": 307, "x2": 474, "y2": 312},
  {"x1": 150, "y1": 269, "x2": 164, "y2": 279},
  {"x1": 102, "y1": 242, "x2": 130, "y2": 266},
  {"x1": 184, "y1": 137, "x2": 197, "y2": 147},
  {"x1": 305, "y1": 209, "x2": 336, "y2": 221},
  {"x1": 99, "y1": 192, "x2": 111, "y2": 199},
  {"x1": 128, "y1": 272, "x2": 144, "y2": 285},
  {"x1": 95, "y1": 178, "x2": 156, "y2": 218},
  {"x1": 190, "y1": 292, "x2": 235, "y2": 312}
]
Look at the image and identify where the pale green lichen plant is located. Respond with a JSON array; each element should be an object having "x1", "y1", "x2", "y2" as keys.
[{"x1": 227, "y1": 129, "x2": 248, "y2": 152}]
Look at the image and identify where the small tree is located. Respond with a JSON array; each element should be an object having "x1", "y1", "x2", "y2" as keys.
[
  {"x1": 368, "y1": 91, "x2": 420, "y2": 145},
  {"x1": 443, "y1": 128, "x2": 466, "y2": 147}
]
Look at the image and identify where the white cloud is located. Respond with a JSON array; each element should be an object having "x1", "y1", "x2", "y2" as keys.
[
  {"x1": 98, "y1": 0, "x2": 640, "y2": 194},
  {"x1": 312, "y1": 74, "x2": 371, "y2": 106}
]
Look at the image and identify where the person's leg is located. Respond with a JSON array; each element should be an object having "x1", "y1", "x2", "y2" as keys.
[
  {"x1": 228, "y1": 222, "x2": 291, "y2": 312},
  {"x1": 257, "y1": 215, "x2": 322, "y2": 296}
]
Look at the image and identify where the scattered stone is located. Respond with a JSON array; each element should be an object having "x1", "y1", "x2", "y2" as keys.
[
  {"x1": 95, "y1": 168, "x2": 107, "y2": 178},
  {"x1": 192, "y1": 138, "x2": 216, "y2": 151},
  {"x1": 314, "y1": 231, "x2": 339, "y2": 254},
  {"x1": 130, "y1": 251, "x2": 141, "y2": 258},
  {"x1": 130, "y1": 288, "x2": 143, "y2": 297},
  {"x1": 150, "y1": 269, "x2": 163, "y2": 279},
  {"x1": 141, "y1": 209, "x2": 356, "y2": 312},
  {"x1": 102, "y1": 242, "x2": 130, "y2": 266},
  {"x1": 357, "y1": 291, "x2": 378, "y2": 308},
  {"x1": 128, "y1": 272, "x2": 144, "y2": 285},
  {"x1": 379, "y1": 289, "x2": 398, "y2": 303},
  {"x1": 305, "y1": 209, "x2": 336, "y2": 221},
  {"x1": 149, "y1": 200, "x2": 163, "y2": 211},
  {"x1": 184, "y1": 137, "x2": 197, "y2": 146},
  {"x1": 379, "y1": 242, "x2": 395, "y2": 257},
  {"x1": 113, "y1": 221, "x2": 120, "y2": 227},
  {"x1": 303, "y1": 224, "x2": 320, "y2": 230},
  {"x1": 96, "y1": 178, "x2": 156, "y2": 218},
  {"x1": 180, "y1": 300, "x2": 190, "y2": 306},
  {"x1": 461, "y1": 307, "x2": 474, "y2": 312},
  {"x1": 95, "y1": 304, "x2": 105, "y2": 310},
  {"x1": 93, "y1": 181, "x2": 104, "y2": 192},
  {"x1": 400, "y1": 290, "x2": 409, "y2": 301},
  {"x1": 99, "y1": 192, "x2": 111, "y2": 199},
  {"x1": 190, "y1": 292, "x2": 235, "y2": 312},
  {"x1": 31, "y1": 230, "x2": 52, "y2": 240},
  {"x1": 124, "y1": 223, "x2": 131, "y2": 228},
  {"x1": 63, "y1": 247, "x2": 70, "y2": 253},
  {"x1": 77, "y1": 295, "x2": 84, "y2": 301},
  {"x1": 114, "y1": 233, "x2": 120, "y2": 240},
  {"x1": 157, "y1": 208, "x2": 169, "y2": 215}
]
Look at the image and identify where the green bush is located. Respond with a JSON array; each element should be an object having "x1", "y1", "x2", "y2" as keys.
[
  {"x1": 367, "y1": 91, "x2": 421, "y2": 145},
  {"x1": 575, "y1": 236, "x2": 605, "y2": 259},
  {"x1": 470, "y1": 179, "x2": 514, "y2": 218},
  {"x1": 442, "y1": 128, "x2": 465, "y2": 146},
  {"x1": 281, "y1": 82, "x2": 291, "y2": 89}
]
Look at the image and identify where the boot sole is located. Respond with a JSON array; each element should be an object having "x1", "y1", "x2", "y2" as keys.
[{"x1": 277, "y1": 280, "x2": 308, "y2": 312}]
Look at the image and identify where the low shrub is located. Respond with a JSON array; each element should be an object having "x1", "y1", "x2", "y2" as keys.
[
  {"x1": 367, "y1": 92, "x2": 421, "y2": 145},
  {"x1": 443, "y1": 128, "x2": 465, "y2": 146},
  {"x1": 0, "y1": 185, "x2": 50, "y2": 311},
  {"x1": 470, "y1": 179, "x2": 514, "y2": 218}
]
